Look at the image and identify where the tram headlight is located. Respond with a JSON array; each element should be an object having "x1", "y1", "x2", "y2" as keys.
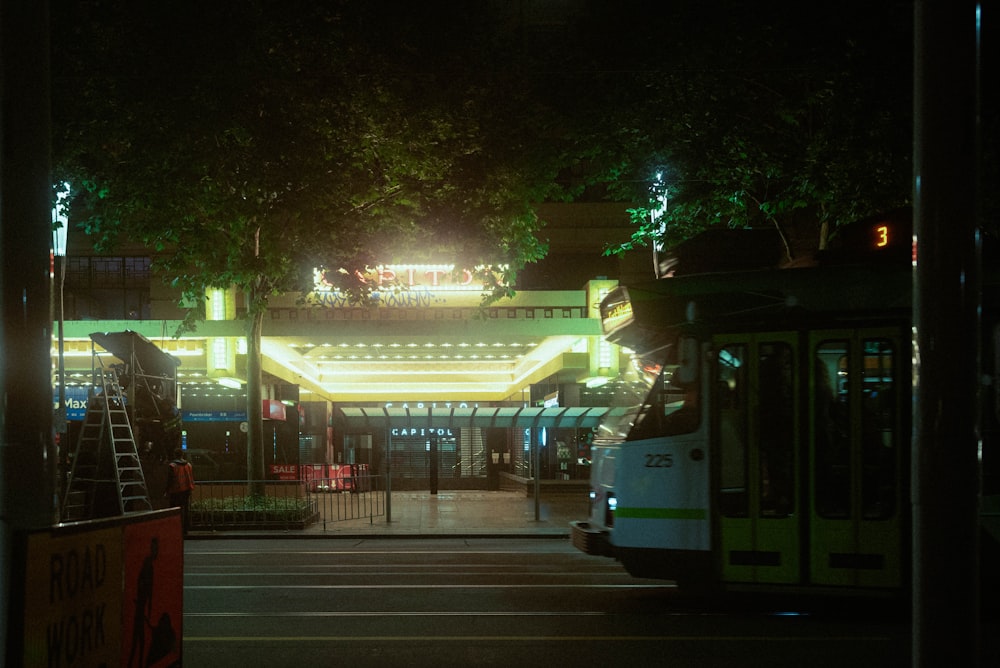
[{"x1": 605, "y1": 493, "x2": 617, "y2": 527}]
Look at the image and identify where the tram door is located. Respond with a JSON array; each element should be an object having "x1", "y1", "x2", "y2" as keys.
[
  {"x1": 809, "y1": 330, "x2": 903, "y2": 588},
  {"x1": 714, "y1": 333, "x2": 800, "y2": 584}
]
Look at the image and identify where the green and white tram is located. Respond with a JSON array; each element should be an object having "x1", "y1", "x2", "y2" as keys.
[{"x1": 571, "y1": 212, "x2": 999, "y2": 595}]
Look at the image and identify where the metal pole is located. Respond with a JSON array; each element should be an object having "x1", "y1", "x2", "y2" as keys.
[
  {"x1": 429, "y1": 435, "x2": 438, "y2": 495},
  {"x1": 533, "y1": 429, "x2": 540, "y2": 521},
  {"x1": 57, "y1": 256, "x2": 66, "y2": 440},
  {"x1": 385, "y1": 428, "x2": 392, "y2": 523},
  {"x1": 912, "y1": 2, "x2": 981, "y2": 665},
  {"x1": 2, "y1": 2, "x2": 56, "y2": 665}
]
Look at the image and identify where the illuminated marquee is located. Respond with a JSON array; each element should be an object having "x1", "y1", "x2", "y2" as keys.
[
  {"x1": 313, "y1": 264, "x2": 507, "y2": 292},
  {"x1": 310, "y1": 264, "x2": 509, "y2": 308}
]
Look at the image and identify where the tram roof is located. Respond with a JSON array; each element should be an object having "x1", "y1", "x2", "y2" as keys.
[
  {"x1": 603, "y1": 262, "x2": 912, "y2": 353},
  {"x1": 334, "y1": 405, "x2": 629, "y2": 430},
  {"x1": 627, "y1": 261, "x2": 911, "y2": 310},
  {"x1": 619, "y1": 264, "x2": 912, "y2": 320}
]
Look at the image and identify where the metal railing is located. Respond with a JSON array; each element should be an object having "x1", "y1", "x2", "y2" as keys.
[
  {"x1": 188, "y1": 480, "x2": 317, "y2": 531},
  {"x1": 188, "y1": 472, "x2": 385, "y2": 532},
  {"x1": 307, "y1": 475, "x2": 386, "y2": 530}
]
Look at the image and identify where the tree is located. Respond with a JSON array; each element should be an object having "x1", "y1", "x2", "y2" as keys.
[
  {"x1": 584, "y1": 2, "x2": 915, "y2": 263},
  {"x1": 51, "y1": 1, "x2": 560, "y2": 489},
  {"x1": 51, "y1": 1, "x2": 922, "y2": 488}
]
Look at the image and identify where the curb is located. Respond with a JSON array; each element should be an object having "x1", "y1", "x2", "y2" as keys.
[{"x1": 186, "y1": 530, "x2": 573, "y2": 540}]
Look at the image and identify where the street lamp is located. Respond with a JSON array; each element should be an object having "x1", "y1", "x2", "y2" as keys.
[
  {"x1": 52, "y1": 184, "x2": 69, "y2": 455},
  {"x1": 650, "y1": 170, "x2": 671, "y2": 278}
]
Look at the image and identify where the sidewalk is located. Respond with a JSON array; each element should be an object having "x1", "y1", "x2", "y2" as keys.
[{"x1": 189, "y1": 490, "x2": 591, "y2": 539}]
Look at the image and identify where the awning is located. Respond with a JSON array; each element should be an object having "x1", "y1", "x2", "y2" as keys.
[
  {"x1": 90, "y1": 330, "x2": 181, "y2": 378},
  {"x1": 334, "y1": 405, "x2": 627, "y2": 431}
]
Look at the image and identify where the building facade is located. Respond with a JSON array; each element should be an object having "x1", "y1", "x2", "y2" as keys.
[{"x1": 53, "y1": 203, "x2": 648, "y2": 490}]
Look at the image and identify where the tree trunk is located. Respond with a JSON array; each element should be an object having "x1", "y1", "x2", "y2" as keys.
[{"x1": 246, "y1": 304, "x2": 266, "y2": 496}]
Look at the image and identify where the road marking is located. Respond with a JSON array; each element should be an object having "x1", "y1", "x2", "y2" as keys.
[
  {"x1": 184, "y1": 583, "x2": 672, "y2": 590},
  {"x1": 183, "y1": 635, "x2": 890, "y2": 643},
  {"x1": 186, "y1": 611, "x2": 609, "y2": 617},
  {"x1": 183, "y1": 570, "x2": 631, "y2": 577},
  {"x1": 185, "y1": 549, "x2": 577, "y2": 556}
]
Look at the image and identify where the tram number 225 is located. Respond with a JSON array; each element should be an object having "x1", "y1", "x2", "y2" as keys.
[{"x1": 644, "y1": 453, "x2": 674, "y2": 468}]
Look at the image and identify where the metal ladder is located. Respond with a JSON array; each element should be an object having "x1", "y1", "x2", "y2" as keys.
[{"x1": 61, "y1": 367, "x2": 153, "y2": 520}]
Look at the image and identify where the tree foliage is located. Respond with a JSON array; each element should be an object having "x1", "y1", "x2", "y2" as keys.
[
  {"x1": 51, "y1": 0, "x2": 567, "y2": 482},
  {"x1": 53, "y1": 2, "x2": 561, "y2": 306},
  {"x1": 588, "y1": 1, "x2": 915, "y2": 261},
  {"x1": 50, "y1": 1, "x2": 924, "y2": 479}
]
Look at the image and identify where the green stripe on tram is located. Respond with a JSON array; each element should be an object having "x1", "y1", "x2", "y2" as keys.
[{"x1": 615, "y1": 507, "x2": 707, "y2": 520}]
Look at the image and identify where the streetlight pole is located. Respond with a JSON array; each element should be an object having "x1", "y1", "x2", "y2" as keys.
[
  {"x1": 2, "y1": 3, "x2": 57, "y2": 665},
  {"x1": 911, "y1": 2, "x2": 981, "y2": 665},
  {"x1": 53, "y1": 188, "x2": 69, "y2": 491}
]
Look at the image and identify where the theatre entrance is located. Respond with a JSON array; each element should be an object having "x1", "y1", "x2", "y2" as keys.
[{"x1": 388, "y1": 427, "x2": 486, "y2": 491}]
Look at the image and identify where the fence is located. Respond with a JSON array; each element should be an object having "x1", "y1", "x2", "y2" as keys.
[
  {"x1": 188, "y1": 481, "x2": 317, "y2": 531},
  {"x1": 308, "y1": 474, "x2": 386, "y2": 530},
  {"x1": 189, "y1": 469, "x2": 385, "y2": 531}
]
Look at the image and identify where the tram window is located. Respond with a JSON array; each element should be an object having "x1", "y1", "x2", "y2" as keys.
[
  {"x1": 659, "y1": 337, "x2": 701, "y2": 435},
  {"x1": 862, "y1": 339, "x2": 896, "y2": 519},
  {"x1": 599, "y1": 353, "x2": 668, "y2": 443},
  {"x1": 674, "y1": 336, "x2": 699, "y2": 385},
  {"x1": 995, "y1": 325, "x2": 1000, "y2": 423},
  {"x1": 759, "y1": 342, "x2": 794, "y2": 518},
  {"x1": 815, "y1": 341, "x2": 851, "y2": 518},
  {"x1": 717, "y1": 344, "x2": 748, "y2": 517},
  {"x1": 662, "y1": 372, "x2": 700, "y2": 436},
  {"x1": 813, "y1": 338, "x2": 897, "y2": 521}
]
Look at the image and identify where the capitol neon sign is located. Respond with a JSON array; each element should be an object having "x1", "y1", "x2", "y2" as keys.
[
  {"x1": 312, "y1": 264, "x2": 508, "y2": 293},
  {"x1": 391, "y1": 427, "x2": 455, "y2": 437}
]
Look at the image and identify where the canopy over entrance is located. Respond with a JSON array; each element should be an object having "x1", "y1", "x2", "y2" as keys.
[{"x1": 335, "y1": 405, "x2": 628, "y2": 431}]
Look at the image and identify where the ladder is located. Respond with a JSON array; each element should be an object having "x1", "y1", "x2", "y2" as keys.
[{"x1": 61, "y1": 367, "x2": 153, "y2": 521}]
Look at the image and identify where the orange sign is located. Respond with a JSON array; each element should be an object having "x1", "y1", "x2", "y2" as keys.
[
  {"x1": 19, "y1": 510, "x2": 183, "y2": 668},
  {"x1": 122, "y1": 515, "x2": 184, "y2": 668}
]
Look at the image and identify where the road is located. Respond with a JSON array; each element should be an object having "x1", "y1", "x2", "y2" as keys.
[{"x1": 182, "y1": 537, "x2": 923, "y2": 668}]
